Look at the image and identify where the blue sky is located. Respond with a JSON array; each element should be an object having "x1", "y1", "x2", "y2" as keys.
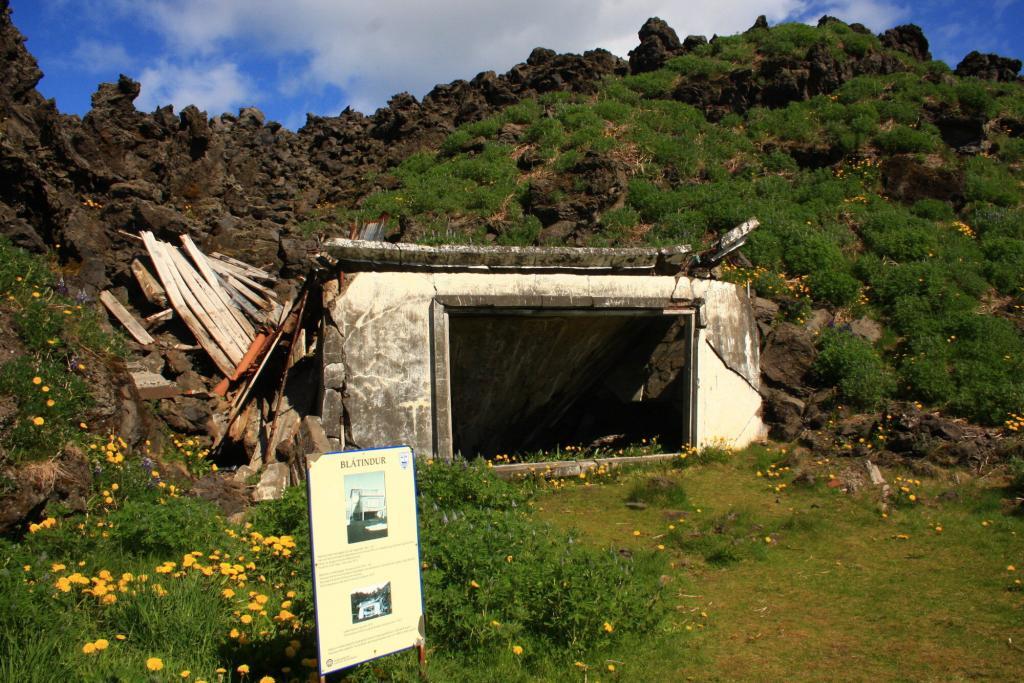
[{"x1": 9, "y1": 1, "x2": 1023, "y2": 131}]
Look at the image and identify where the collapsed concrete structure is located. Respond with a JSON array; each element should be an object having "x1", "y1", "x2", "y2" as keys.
[{"x1": 318, "y1": 240, "x2": 766, "y2": 460}]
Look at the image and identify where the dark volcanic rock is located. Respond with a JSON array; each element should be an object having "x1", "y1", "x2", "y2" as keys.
[
  {"x1": 762, "y1": 388, "x2": 806, "y2": 441},
  {"x1": 955, "y1": 51, "x2": 1023, "y2": 82},
  {"x1": 879, "y1": 24, "x2": 931, "y2": 62},
  {"x1": 761, "y1": 323, "x2": 817, "y2": 396},
  {"x1": 629, "y1": 17, "x2": 682, "y2": 74},
  {"x1": 0, "y1": 445, "x2": 92, "y2": 535},
  {"x1": 881, "y1": 156, "x2": 964, "y2": 206}
]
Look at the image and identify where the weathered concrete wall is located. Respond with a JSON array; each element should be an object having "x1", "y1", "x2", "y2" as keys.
[{"x1": 322, "y1": 271, "x2": 765, "y2": 457}]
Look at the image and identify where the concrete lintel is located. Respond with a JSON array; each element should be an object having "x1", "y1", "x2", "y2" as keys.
[{"x1": 321, "y1": 238, "x2": 691, "y2": 273}]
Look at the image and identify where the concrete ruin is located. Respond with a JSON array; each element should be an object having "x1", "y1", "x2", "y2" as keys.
[{"x1": 318, "y1": 239, "x2": 766, "y2": 460}]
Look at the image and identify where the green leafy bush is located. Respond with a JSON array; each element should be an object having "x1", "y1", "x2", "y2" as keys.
[
  {"x1": 964, "y1": 156, "x2": 1023, "y2": 206},
  {"x1": 873, "y1": 124, "x2": 939, "y2": 154},
  {"x1": 621, "y1": 70, "x2": 678, "y2": 99},
  {"x1": 814, "y1": 328, "x2": 894, "y2": 409},
  {"x1": 416, "y1": 461, "x2": 667, "y2": 655}
]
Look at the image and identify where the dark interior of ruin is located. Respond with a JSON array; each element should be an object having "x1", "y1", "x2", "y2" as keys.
[{"x1": 446, "y1": 310, "x2": 693, "y2": 459}]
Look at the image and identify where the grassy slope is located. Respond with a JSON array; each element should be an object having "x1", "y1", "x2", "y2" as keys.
[
  {"x1": 536, "y1": 449, "x2": 1024, "y2": 681},
  {"x1": 312, "y1": 20, "x2": 1024, "y2": 426}
]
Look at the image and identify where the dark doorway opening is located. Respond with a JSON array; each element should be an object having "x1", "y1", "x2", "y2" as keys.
[{"x1": 445, "y1": 309, "x2": 693, "y2": 459}]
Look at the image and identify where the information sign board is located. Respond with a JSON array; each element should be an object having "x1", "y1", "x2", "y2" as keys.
[{"x1": 306, "y1": 446, "x2": 424, "y2": 676}]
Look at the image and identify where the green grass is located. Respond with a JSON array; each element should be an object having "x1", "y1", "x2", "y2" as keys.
[
  {"x1": 535, "y1": 446, "x2": 1024, "y2": 680},
  {"x1": 4, "y1": 434, "x2": 1024, "y2": 681},
  {"x1": 0, "y1": 237, "x2": 126, "y2": 463}
]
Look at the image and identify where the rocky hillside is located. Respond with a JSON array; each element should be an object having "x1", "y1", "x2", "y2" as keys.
[{"x1": 2, "y1": 2, "x2": 1023, "y2": 471}]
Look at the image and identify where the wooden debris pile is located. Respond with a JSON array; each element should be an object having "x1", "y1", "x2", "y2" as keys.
[{"x1": 98, "y1": 232, "x2": 318, "y2": 478}]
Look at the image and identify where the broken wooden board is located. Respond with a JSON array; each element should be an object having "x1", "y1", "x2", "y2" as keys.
[
  {"x1": 143, "y1": 308, "x2": 174, "y2": 326},
  {"x1": 206, "y1": 258, "x2": 280, "y2": 301},
  {"x1": 141, "y1": 231, "x2": 235, "y2": 376},
  {"x1": 212, "y1": 294, "x2": 300, "y2": 452},
  {"x1": 131, "y1": 258, "x2": 168, "y2": 308},
  {"x1": 99, "y1": 290, "x2": 155, "y2": 346},
  {"x1": 165, "y1": 245, "x2": 249, "y2": 362},
  {"x1": 179, "y1": 235, "x2": 257, "y2": 340},
  {"x1": 209, "y1": 252, "x2": 275, "y2": 282}
]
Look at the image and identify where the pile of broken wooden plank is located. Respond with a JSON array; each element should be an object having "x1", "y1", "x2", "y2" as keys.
[{"x1": 99, "y1": 232, "x2": 303, "y2": 424}]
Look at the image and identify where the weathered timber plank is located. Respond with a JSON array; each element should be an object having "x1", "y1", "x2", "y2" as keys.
[
  {"x1": 179, "y1": 235, "x2": 257, "y2": 339},
  {"x1": 165, "y1": 245, "x2": 248, "y2": 364},
  {"x1": 206, "y1": 258, "x2": 279, "y2": 300},
  {"x1": 143, "y1": 308, "x2": 174, "y2": 326},
  {"x1": 99, "y1": 290, "x2": 155, "y2": 345},
  {"x1": 130, "y1": 258, "x2": 168, "y2": 307},
  {"x1": 209, "y1": 252, "x2": 275, "y2": 281},
  {"x1": 220, "y1": 271, "x2": 275, "y2": 312},
  {"x1": 141, "y1": 231, "x2": 235, "y2": 375}
]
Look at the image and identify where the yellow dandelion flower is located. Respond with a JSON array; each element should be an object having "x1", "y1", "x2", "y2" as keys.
[
  {"x1": 32, "y1": 416, "x2": 45, "y2": 426},
  {"x1": 240, "y1": 614, "x2": 253, "y2": 624},
  {"x1": 603, "y1": 622, "x2": 614, "y2": 633},
  {"x1": 146, "y1": 657, "x2": 164, "y2": 671},
  {"x1": 82, "y1": 642, "x2": 97, "y2": 654},
  {"x1": 94, "y1": 639, "x2": 109, "y2": 651},
  {"x1": 259, "y1": 677, "x2": 275, "y2": 683},
  {"x1": 32, "y1": 376, "x2": 42, "y2": 385},
  {"x1": 236, "y1": 664, "x2": 250, "y2": 674},
  {"x1": 511, "y1": 645, "x2": 524, "y2": 656}
]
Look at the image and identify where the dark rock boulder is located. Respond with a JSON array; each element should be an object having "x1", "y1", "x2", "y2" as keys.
[
  {"x1": 879, "y1": 24, "x2": 931, "y2": 62},
  {"x1": 761, "y1": 323, "x2": 818, "y2": 396},
  {"x1": 0, "y1": 445, "x2": 92, "y2": 535},
  {"x1": 629, "y1": 17, "x2": 682, "y2": 74},
  {"x1": 762, "y1": 388, "x2": 806, "y2": 441},
  {"x1": 746, "y1": 15, "x2": 769, "y2": 33},
  {"x1": 955, "y1": 51, "x2": 1022, "y2": 82},
  {"x1": 682, "y1": 35, "x2": 708, "y2": 52},
  {"x1": 881, "y1": 156, "x2": 964, "y2": 206}
]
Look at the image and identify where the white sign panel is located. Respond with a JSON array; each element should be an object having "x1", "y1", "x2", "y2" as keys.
[{"x1": 306, "y1": 446, "x2": 424, "y2": 675}]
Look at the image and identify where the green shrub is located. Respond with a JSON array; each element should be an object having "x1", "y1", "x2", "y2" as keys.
[
  {"x1": 752, "y1": 23, "x2": 823, "y2": 58},
  {"x1": 524, "y1": 117, "x2": 568, "y2": 156},
  {"x1": 814, "y1": 328, "x2": 894, "y2": 409},
  {"x1": 621, "y1": 70, "x2": 677, "y2": 99},
  {"x1": 495, "y1": 214, "x2": 543, "y2": 246},
  {"x1": 669, "y1": 508, "x2": 768, "y2": 565},
  {"x1": 964, "y1": 156, "x2": 1023, "y2": 206},
  {"x1": 981, "y1": 236, "x2": 1024, "y2": 294},
  {"x1": 417, "y1": 461, "x2": 667, "y2": 654},
  {"x1": 873, "y1": 125, "x2": 939, "y2": 154},
  {"x1": 502, "y1": 99, "x2": 543, "y2": 125},
  {"x1": 910, "y1": 199, "x2": 956, "y2": 221},
  {"x1": 592, "y1": 98, "x2": 634, "y2": 123},
  {"x1": 665, "y1": 55, "x2": 731, "y2": 79},
  {"x1": 955, "y1": 80, "x2": 996, "y2": 116}
]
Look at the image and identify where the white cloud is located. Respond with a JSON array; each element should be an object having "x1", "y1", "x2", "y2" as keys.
[
  {"x1": 116, "y1": 0, "x2": 817, "y2": 114},
  {"x1": 803, "y1": 1, "x2": 909, "y2": 31},
  {"x1": 71, "y1": 39, "x2": 132, "y2": 74},
  {"x1": 78, "y1": 0, "x2": 913, "y2": 119},
  {"x1": 135, "y1": 60, "x2": 254, "y2": 115}
]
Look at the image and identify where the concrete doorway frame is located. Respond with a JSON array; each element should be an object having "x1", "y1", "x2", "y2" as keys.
[{"x1": 429, "y1": 295, "x2": 700, "y2": 461}]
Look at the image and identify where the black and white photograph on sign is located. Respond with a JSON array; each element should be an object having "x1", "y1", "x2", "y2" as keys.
[
  {"x1": 345, "y1": 470, "x2": 388, "y2": 543},
  {"x1": 350, "y1": 581, "x2": 392, "y2": 624}
]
